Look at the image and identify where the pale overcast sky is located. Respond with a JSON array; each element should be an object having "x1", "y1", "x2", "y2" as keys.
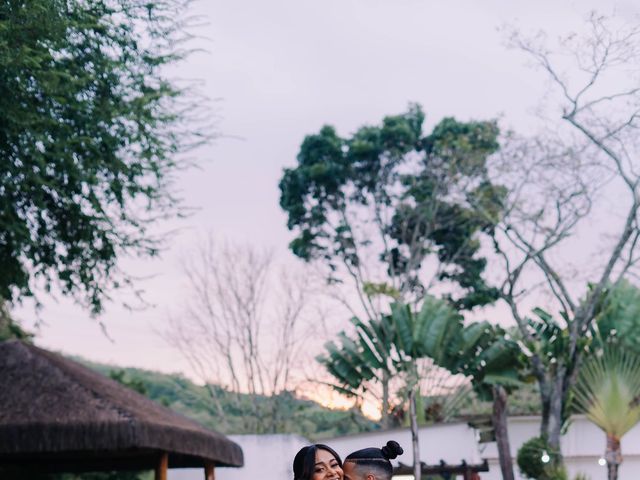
[{"x1": 17, "y1": 0, "x2": 639, "y2": 377}]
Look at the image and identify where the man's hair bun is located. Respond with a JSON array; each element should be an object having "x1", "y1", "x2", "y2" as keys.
[{"x1": 381, "y1": 440, "x2": 403, "y2": 460}]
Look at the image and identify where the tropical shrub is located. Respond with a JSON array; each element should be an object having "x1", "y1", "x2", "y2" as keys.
[
  {"x1": 572, "y1": 346, "x2": 640, "y2": 480},
  {"x1": 516, "y1": 436, "x2": 565, "y2": 480}
]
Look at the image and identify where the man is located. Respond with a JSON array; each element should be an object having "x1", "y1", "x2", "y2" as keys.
[{"x1": 342, "y1": 441, "x2": 404, "y2": 480}]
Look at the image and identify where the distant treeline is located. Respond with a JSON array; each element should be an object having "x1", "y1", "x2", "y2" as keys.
[
  {"x1": 80, "y1": 358, "x2": 379, "y2": 440},
  {"x1": 80, "y1": 358, "x2": 541, "y2": 439}
]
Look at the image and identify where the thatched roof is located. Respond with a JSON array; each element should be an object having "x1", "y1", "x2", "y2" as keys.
[{"x1": 0, "y1": 340, "x2": 243, "y2": 472}]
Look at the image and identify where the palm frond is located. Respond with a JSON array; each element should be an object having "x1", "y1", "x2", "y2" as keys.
[{"x1": 573, "y1": 347, "x2": 640, "y2": 438}]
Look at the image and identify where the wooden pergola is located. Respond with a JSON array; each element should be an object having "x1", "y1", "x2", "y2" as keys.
[
  {"x1": 0, "y1": 340, "x2": 244, "y2": 479},
  {"x1": 394, "y1": 459, "x2": 489, "y2": 480}
]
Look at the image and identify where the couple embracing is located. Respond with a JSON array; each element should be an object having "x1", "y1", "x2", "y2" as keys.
[{"x1": 293, "y1": 441, "x2": 403, "y2": 480}]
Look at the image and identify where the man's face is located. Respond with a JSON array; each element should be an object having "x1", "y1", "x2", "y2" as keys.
[
  {"x1": 342, "y1": 462, "x2": 360, "y2": 480},
  {"x1": 343, "y1": 461, "x2": 377, "y2": 480}
]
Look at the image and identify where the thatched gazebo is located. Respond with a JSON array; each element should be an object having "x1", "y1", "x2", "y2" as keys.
[{"x1": 0, "y1": 340, "x2": 244, "y2": 479}]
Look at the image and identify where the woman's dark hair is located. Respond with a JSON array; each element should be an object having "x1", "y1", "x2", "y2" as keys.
[
  {"x1": 344, "y1": 441, "x2": 403, "y2": 476},
  {"x1": 293, "y1": 444, "x2": 343, "y2": 480}
]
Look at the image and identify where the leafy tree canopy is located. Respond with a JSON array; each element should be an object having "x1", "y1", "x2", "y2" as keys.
[
  {"x1": 318, "y1": 297, "x2": 523, "y2": 424},
  {"x1": 279, "y1": 104, "x2": 505, "y2": 309},
  {"x1": 595, "y1": 280, "x2": 640, "y2": 352},
  {"x1": 0, "y1": 0, "x2": 203, "y2": 313},
  {"x1": 0, "y1": 307, "x2": 32, "y2": 342}
]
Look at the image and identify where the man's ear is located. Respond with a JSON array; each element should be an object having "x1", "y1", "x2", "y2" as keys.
[{"x1": 365, "y1": 474, "x2": 376, "y2": 480}]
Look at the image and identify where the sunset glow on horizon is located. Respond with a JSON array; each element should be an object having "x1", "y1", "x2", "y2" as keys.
[{"x1": 300, "y1": 385, "x2": 383, "y2": 421}]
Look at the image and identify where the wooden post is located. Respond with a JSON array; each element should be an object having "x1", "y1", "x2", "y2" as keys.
[
  {"x1": 205, "y1": 461, "x2": 215, "y2": 480},
  {"x1": 155, "y1": 452, "x2": 168, "y2": 480}
]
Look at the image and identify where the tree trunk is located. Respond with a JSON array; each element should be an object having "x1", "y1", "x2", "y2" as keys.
[
  {"x1": 492, "y1": 385, "x2": 515, "y2": 480},
  {"x1": 539, "y1": 381, "x2": 551, "y2": 439},
  {"x1": 605, "y1": 434, "x2": 622, "y2": 480},
  {"x1": 382, "y1": 369, "x2": 390, "y2": 429},
  {"x1": 547, "y1": 370, "x2": 566, "y2": 468},
  {"x1": 409, "y1": 389, "x2": 421, "y2": 480},
  {"x1": 608, "y1": 462, "x2": 620, "y2": 480}
]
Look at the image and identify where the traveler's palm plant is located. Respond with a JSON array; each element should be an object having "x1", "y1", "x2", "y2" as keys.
[
  {"x1": 319, "y1": 297, "x2": 523, "y2": 480},
  {"x1": 572, "y1": 347, "x2": 640, "y2": 480}
]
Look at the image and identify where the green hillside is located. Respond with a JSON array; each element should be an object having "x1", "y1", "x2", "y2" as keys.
[
  {"x1": 79, "y1": 357, "x2": 540, "y2": 438},
  {"x1": 79, "y1": 359, "x2": 379, "y2": 440}
]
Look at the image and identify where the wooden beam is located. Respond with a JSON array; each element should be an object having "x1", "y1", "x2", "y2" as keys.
[
  {"x1": 155, "y1": 452, "x2": 168, "y2": 480},
  {"x1": 205, "y1": 461, "x2": 215, "y2": 480}
]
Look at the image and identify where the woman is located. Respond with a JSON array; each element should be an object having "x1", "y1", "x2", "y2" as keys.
[{"x1": 293, "y1": 444, "x2": 344, "y2": 480}]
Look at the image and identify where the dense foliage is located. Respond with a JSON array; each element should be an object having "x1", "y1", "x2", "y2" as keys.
[
  {"x1": 595, "y1": 280, "x2": 640, "y2": 352},
  {"x1": 457, "y1": 382, "x2": 540, "y2": 416},
  {"x1": 0, "y1": 0, "x2": 202, "y2": 313},
  {"x1": 84, "y1": 361, "x2": 378, "y2": 439},
  {"x1": 319, "y1": 299, "x2": 525, "y2": 417},
  {"x1": 517, "y1": 437, "x2": 562, "y2": 480},
  {"x1": 319, "y1": 298, "x2": 524, "y2": 480},
  {"x1": 279, "y1": 104, "x2": 505, "y2": 309},
  {"x1": 0, "y1": 311, "x2": 31, "y2": 342}
]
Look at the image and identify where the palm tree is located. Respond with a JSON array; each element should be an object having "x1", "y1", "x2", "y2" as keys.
[
  {"x1": 389, "y1": 298, "x2": 465, "y2": 480},
  {"x1": 319, "y1": 299, "x2": 523, "y2": 480},
  {"x1": 318, "y1": 314, "x2": 397, "y2": 428},
  {"x1": 450, "y1": 322, "x2": 523, "y2": 480},
  {"x1": 572, "y1": 346, "x2": 640, "y2": 480},
  {"x1": 319, "y1": 296, "x2": 466, "y2": 480}
]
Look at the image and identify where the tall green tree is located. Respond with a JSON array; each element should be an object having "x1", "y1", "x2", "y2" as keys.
[
  {"x1": 0, "y1": 0, "x2": 204, "y2": 313},
  {"x1": 279, "y1": 104, "x2": 505, "y2": 321}
]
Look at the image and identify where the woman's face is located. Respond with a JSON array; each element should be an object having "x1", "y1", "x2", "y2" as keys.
[{"x1": 312, "y1": 449, "x2": 343, "y2": 480}]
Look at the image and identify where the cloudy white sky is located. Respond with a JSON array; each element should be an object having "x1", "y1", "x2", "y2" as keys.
[{"x1": 18, "y1": 0, "x2": 639, "y2": 378}]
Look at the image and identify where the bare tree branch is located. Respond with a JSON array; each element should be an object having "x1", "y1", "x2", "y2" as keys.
[
  {"x1": 163, "y1": 237, "x2": 317, "y2": 433},
  {"x1": 497, "y1": 13, "x2": 640, "y2": 456}
]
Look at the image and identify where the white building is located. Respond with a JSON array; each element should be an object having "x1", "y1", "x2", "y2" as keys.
[{"x1": 168, "y1": 416, "x2": 640, "y2": 479}]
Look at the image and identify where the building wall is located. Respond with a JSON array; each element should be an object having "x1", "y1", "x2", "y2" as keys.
[
  {"x1": 168, "y1": 433, "x2": 310, "y2": 480},
  {"x1": 167, "y1": 417, "x2": 640, "y2": 480},
  {"x1": 323, "y1": 416, "x2": 640, "y2": 480},
  {"x1": 480, "y1": 416, "x2": 640, "y2": 479},
  {"x1": 324, "y1": 422, "x2": 482, "y2": 466}
]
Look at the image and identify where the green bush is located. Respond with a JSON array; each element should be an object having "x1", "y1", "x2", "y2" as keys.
[
  {"x1": 517, "y1": 436, "x2": 549, "y2": 479},
  {"x1": 516, "y1": 436, "x2": 567, "y2": 480}
]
